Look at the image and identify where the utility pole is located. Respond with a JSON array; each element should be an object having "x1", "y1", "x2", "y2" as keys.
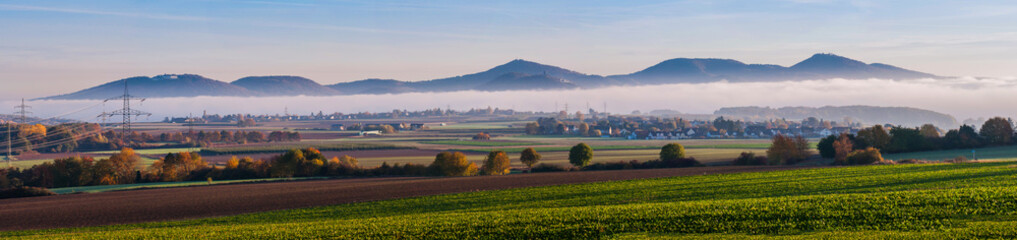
[{"x1": 98, "y1": 79, "x2": 151, "y2": 138}]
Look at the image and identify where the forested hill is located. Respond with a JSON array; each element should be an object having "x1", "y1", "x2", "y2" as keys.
[
  {"x1": 714, "y1": 106, "x2": 958, "y2": 128},
  {"x1": 41, "y1": 53, "x2": 939, "y2": 99}
]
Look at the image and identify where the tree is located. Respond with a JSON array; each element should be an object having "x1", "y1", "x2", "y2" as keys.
[
  {"x1": 766, "y1": 135, "x2": 809, "y2": 165},
  {"x1": 519, "y1": 147, "x2": 542, "y2": 172},
  {"x1": 944, "y1": 125, "x2": 983, "y2": 149},
  {"x1": 430, "y1": 151, "x2": 478, "y2": 176},
  {"x1": 659, "y1": 143, "x2": 686, "y2": 161},
  {"x1": 919, "y1": 124, "x2": 941, "y2": 138},
  {"x1": 108, "y1": 148, "x2": 140, "y2": 184},
  {"x1": 568, "y1": 143, "x2": 594, "y2": 168},
  {"x1": 979, "y1": 117, "x2": 1014, "y2": 145},
  {"x1": 148, "y1": 152, "x2": 208, "y2": 181},
  {"x1": 833, "y1": 134, "x2": 854, "y2": 165},
  {"x1": 481, "y1": 151, "x2": 511, "y2": 175},
  {"x1": 816, "y1": 135, "x2": 838, "y2": 159},
  {"x1": 525, "y1": 122, "x2": 540, "y2": 135},
  {"x1": 270, "y1": 148, "x2": 326, "y2": 178},
  {"x1": 578, "y1": 123, "x2": 590, "y2": 136},
  {"x1": 856, "y1": 125, "x2": 890, "y2": 150}
]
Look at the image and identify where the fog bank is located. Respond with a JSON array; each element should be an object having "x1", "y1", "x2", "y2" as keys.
[{"x1": 9, "y1": 77, "x2": 1017, "y2": 124}]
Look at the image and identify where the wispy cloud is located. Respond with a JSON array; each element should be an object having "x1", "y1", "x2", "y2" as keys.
[
  {"x1": 0, "y1": 3, "x2": 211, "y2": 21},
  {"x1": 233, "y1": 1, "x2": 318, "y2": 7}
]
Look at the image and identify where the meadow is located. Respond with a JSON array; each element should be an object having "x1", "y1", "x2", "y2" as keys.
[{"x1": 5, "y1": 161, "x2": 1015, "y2": 239}]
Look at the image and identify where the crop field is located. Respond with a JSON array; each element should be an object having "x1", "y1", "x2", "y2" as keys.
[
  {"x1": 199, "y1": 143, "x2": 410, "y2": 155},
  {"x1": 883, "y1": 145, "x2": 1017, "y2": 162},
  {"x1": 418, "y1": 140, "x2": 549, "y2": 147},
  {"x1": 6, "y1": 161, "x2": 1014, "y2": 239},
  {"x1": 428, "y1": 121, "x2": 529, "y2": 130}
]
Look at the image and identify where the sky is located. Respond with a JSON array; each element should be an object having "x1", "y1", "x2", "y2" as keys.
[
  {"x1": 2, "y1": 0, "x2": 1017, "y2": 121},
  {"x1": 3, "y1": 0, "x2": 1017, "y2": 98}
]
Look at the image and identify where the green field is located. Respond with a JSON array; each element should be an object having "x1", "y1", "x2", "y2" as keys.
[
  {"x1": 454, "y1": 145, "x2": 663, "y2": 153},
  {"x1": 199, "y1": 143, "x2": 411, "y2": 155},
  {"x1": 883, "y1": 145, "x2": 1017, "y2": 161},
  {"x1": 7, "y1": 161, "x2": 1016, "y2": 239},
  {"x1": 419, "y1": 140, "x2": 548, "y2": 147},
  {"x1": 352, "y1": 148, "x2": 760, "y2": 167}
]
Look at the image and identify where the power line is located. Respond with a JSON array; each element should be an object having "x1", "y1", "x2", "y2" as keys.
[
  {"x1": 14, "y1": 98, "x2": 31, "y2": 124},
  {"x1": 98, "y1": 78, "x2": 151, "y2": 137}
]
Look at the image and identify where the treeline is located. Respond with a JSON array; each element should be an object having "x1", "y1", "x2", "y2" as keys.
[
  {"x1": 818, "y1": 117, "x2": 1016, "y2": 157},
  {"x1": 0, "y1": 122, "x2": 301, "y2": 155},
  {"x1": 154, "y1": 130, "x2": 301, "y2": 146},
  {"x1": 2, "y1": 142, "x2": 709, "y2": 196}
]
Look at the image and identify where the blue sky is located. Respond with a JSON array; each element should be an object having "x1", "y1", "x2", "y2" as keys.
[{"x1": 2, "y1": 0, "x2": 1017, "y2": 99}]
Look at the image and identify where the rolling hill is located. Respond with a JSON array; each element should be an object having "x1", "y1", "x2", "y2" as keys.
[
  {"x1": 231, "y1": 76, "x2": 340, "y2": 96},
  {"x1": 41, "y1": 53, "x2": 939, "y2": 99}
]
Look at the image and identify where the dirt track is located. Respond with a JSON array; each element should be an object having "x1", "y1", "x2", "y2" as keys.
[{"x1": 0, "y1": 165, "x2": 815, "y2": 231}]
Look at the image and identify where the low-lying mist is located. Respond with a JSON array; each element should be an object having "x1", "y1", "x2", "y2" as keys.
[{"x1": 11, "y1": 77, "x2": 1017, "y2": 123}]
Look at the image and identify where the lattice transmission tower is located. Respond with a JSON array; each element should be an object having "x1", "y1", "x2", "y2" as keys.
[{"x1": 98, "y1": 79, "x2": 151, "y2": 137}]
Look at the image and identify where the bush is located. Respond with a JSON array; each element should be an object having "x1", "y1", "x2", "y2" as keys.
[
  {"x1": 659, "y1": 143, "x2": 686, "y2": 161},
  {"x1": 584, "y1": 161, "x2": 636, "y2": 171},
  {"x1": 845, "y1": 147, "x2": 883, "y2": 165},
  {"x1": 429, "y1": 152, "x2": 478, "y2": 176},
  {"x1": 643, "y1": 157, "x2": 701, "y2": 168},
  {"x1": 0, "y1": 186, "x2": 56, "y2": 199},
  {"x1": 472, "y1": 132, "x2": 491, "y2": 140},
  {"x1": 733, "y1": 152, "x2": 768, "y2": 166},
  {"x1": 896, "y1": 159, "x2": 928, "y2": 164},
  {"x1": 530, "y1": 163, "x2": 573, "y2": 173}
]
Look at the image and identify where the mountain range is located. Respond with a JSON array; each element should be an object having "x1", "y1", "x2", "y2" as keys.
[{"x1": 41, "y1": 53, "x2": 940, "y2": 100}]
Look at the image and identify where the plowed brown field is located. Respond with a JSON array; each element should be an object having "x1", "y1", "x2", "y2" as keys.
[{"x1": 0, "y1": 165, "x2": 817, "y2": 231}]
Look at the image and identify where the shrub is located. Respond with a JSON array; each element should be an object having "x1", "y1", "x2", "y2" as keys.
[
  {"x1": 568, "y1": 143, "x2": 594, "y2": 168},
  {"x1": 472, "y1": 132, "x2": 491, "y2": 140},
  {"x1": 733, "y1": 152, "x2": 768, "y2": 166},
  {"x1": 659, "y1": 143, "x2": 686, "y2": 161},
  {"x1": 896, "y1": 159, "x2": 928, "y2": 164},
  {"x1": 529, "y1": 163, "x2": 573, "y2": 173},
  {"x1": 946, "y1": 156, "x2": 970, "y2": 163},
  {"x1": 584, "y1": 161, "x2": 635, "y2": 171},
  {"x1": 643, "y1": 157, "x2": 701, "y2": 168},
  {"x1": 846, "y1": 147, "x2": 883, "y2": 165},
  {"x1": 429, "y1": 152, "x2": 478, "y2": 176},
  {"x1": 480, "y1": 151, "x2": 511, "y2": 175},
  {"x1": 0, "y1": 186, "x2": 56, "y2": 199}
]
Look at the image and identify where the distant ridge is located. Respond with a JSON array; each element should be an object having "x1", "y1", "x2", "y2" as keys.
[
  {"x1": 42, "y1": 53, "x2": 940, "y2": 99},
  {"x1": 232, "y1": 76, "x2": 340, "y2": 96}
]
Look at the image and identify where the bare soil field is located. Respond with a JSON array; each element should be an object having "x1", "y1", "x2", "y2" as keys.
[
  {"x1": 201, "y1": 149, "x2": 446, "y2": 164},
  {"x1": 0, "y1": 165, "x2": 818, "y2": 231}
]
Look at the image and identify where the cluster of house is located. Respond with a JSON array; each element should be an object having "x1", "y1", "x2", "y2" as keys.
[{"x1": 627, "y1": 126, "x2": 859, "y2": 140}]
